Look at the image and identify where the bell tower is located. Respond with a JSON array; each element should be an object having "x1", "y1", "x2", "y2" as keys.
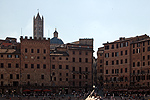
[{"x1": 33, "y1": 12, "x2": 44, "y2": 39}]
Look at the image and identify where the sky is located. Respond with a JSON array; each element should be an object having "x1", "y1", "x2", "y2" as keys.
[{"x1": 0, "y1": 0, "x2": 150, "y2": 57}]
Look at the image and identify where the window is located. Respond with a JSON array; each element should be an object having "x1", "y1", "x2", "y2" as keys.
[
  {"x1": 143, "y1": 56, "x2": 145, "y2": 60},
  {"x1": 115, "y1": 52, "x2": 119, "y2": 57},
  {"x1": 37, "y1": 64, "x2": 40, "y2": 69},
  {"x1": 59, "y1": 73, "x2": 62, "y2": 76},
  {"x1": 125, "y1": 50, "x2": 127, "y2": 55},
  {"x1": 59, "y1": 57, "x2": 62, "y2": 60},
  {"x1": 133, "y1": 70, "x2": 135, "y2": 74},
  {"x1": 100, "y1": 60, "x2": 102, "y2": 63},
  {"x1": 41, "y1": 75, "x2": 44, "y2": 79},
  {"x1": 105, "y1": 53, "x2": 109, "y2": 58},
  {"x1": 25, "y1": 64, "x2": 28, "y2": 68},
  {"x1": 116, "y1": 60, "x2": 119, "y2": 65},
  {"x1": 72, "y1": 58, "x2": 75, "y2": 62},
  {"x1": 16, "y1": 74, "x2": 19, "y2": 79},
  {"x1": 136, "y1": 48, "x2": 140, "y2": 53},
  {"x1": 125, "y1": 68, "x2": 127, "y2": 73},
  {"x1": 66, "y1": 65, "x2": 69, "y2": 69},
  {"x1": 10, "y1": 74, "x2": 13, "y2": 79},
  {"x1": 43, "y1": 64, "x2": 46, "y2": 69},
  {"x1": 7, "y1": 55, "x2": 12, "y2": 58},
  {"x1": 8, "y1": 63, "x2": 11, "y2": 68},
  {"x1": 116, "y1": 44, "x2": 119, "y2": 48},
  {"x1": 106, "y1": 61, "x2": 108, "y2": 65},
  {"x1": 100, "y1": 69, "x2": 103, "y2": 73},
  {"x1": 85, "y1": 58, "x2": 88, "y2": 63},
  {"x1": 133, "y1": 49, "x2": 135, "y2": 54},
  {"x1": 86, "y1": 67, "x2": 88, "y2": 72},
  {"x1": 137, "y1": 62, "x2": 140, "y2": 67},
  {"x1": 143, "y1": 48, "x2": 145, "y2": 52},
  {"x1": 43, "y1": 56, "x2": 46, "y2": 59},
  {"x1": 111, "y1": 45, "x2": 114, "y2": 49},
  {"x1": 43, "y1": 49, "x2": 46, "y2": 53},
  {"x1": 148, "y1": 40, "x2": 150, "y2": 45},
  {"x1": 133, "y1": 44, "x2": 135, "y2": 48},
  {"x1": 143, "y1": 42, "x2": 145, "y2": 46},
  {"x1": 125, "y1": 77, "x2": 128, "y2": 81},
  {"x1": 1, "y1": 74, "x2": 3, "y2": 79},
  {"x1": 121, "y1": 59, "x2": 123, "y2": 64},
  {"x1": 137, "y1": 70, "x2": 140, "y2": 74},
  {"x1": 27, "y1": 74, "x2": 30, "y2": 79},
  {"x1": 105, "y1": 45, "x2": 109, "y2": 50},
  {"x1": 148, "y1": 55, "x2": 150, "y2": 60},
  {"x1": 121, "y1": 68, "x2": 123, "y2": 73},
  {"x1": 73, "y1": 75, "x2": 75, "y2": 79},
  {"x1": 73, "y1": 81, "x2": 75, "y2": 86},
  {"x1": 1, "y1": 55, "x2": 3, "y2": 57},
  {"x1": 137, "y1": 43, "x2": 140, "y2": 47},
  {"x1": 37, "y1": 56, "x2": 40, "y2": 59},
  {"x1": 52, "y1": 72, "x2": 55, "y2": 76},
  {"x1": 112, "y1": 69, "x2": 114, "y2": 74},
  {"x1": 79, "y1": 51, "x2": 82, "y2": 55},
  {"x1": 66, "y1": 73, "x2": 68, "y2": 76},
  {"x1": 121, "y1": 51, "x2": 123, "y2": 56},
  {"x1": 66, "y1": 58, "x2": 68, "y2": 60},
  {"x1": 15, "y1": 55, "x2": 19, "y2": 58},
  {"x1": 106, "y1": 70, "x2": 108, "y2": 74},
  {"x1": 59, "y1": 65, "x2": 62, "y2": 69},
  {"x1": 86, "y1": 75, "x2": 88, "y2": 79},
  {"x1": 25, "y1": 48, "x2": 27, "y2": 53},
  {"x1": 125, "y1": 59, "x2": 127, "y2": 63},
  {"x1": 54, "y1": 77, "x2": 56, "y2": 81},
  {"x1": 52, "y1": 65, "x2": 55, "y2": 69},
  {"x1": 66, "y1": 78, "x2": 68, "y2": 81},
  {"x1": 79, "y1": 58, "x2": 82, "y2": 62},
  {"x1": 115, "y1": 69, "x2": 119, "y2": 74},
  {"x1": 79, "y1": 75, "x2": 82, "y2": 79},
  {"x1": 31, "y1": 49, "x2": 34, "y2": 53},
  {"x1": 148, "y1": 47, "x2": 150, "y2": 51},
  {"x1": 79, "y1": 67, "x2": 81, "y2": 73},
  {"x1": 112, "y1": 61, "x2": 114, "y2": 65},
  {"x1": 112, "y1": 52, "x2": 114, "y2": 57},
  {"x1": 100, "y1": 65, "x2": 102, "y2": 67},
  {"x1": 31, "y1": 64, "x2": 34, "y2": 68},
  {"x1": 37, "y1": 49, "x2": 40, "y2": 53},
  {"x1": 143, "y1": 62, "x2": 145, "y2": 66},
  {"x1": 133, "y1": 62, "x2": 135, "y2": 67},
  {"x1": 73, "y1": 51, "x2": 75, "y2": 54},
  {"x1": 1, "y1": 63, "x2": 4, "y2": 68},
  {"x1": 126, "y1": 42, "x2": 128, "y2": 46},
  {"x1": 73, "y1": 67, "x2": 75, "y2": 71},
  {"x1": 86, "y1": 52, "x2": 88, "y2": 55},
  {"x1": 52, "y1": 57, "x2": 55, "y2": 60},
  {"x1": 15, "y1": 64, "x2": 19, "y2": 68}
]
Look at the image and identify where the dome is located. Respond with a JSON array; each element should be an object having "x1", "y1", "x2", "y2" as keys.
[
  {"x1": 50, "y1": 28, "x2": 64, "y2": 45},
  {"x1": 50, "y1": 37, "x2": 64, "y2": 44}
]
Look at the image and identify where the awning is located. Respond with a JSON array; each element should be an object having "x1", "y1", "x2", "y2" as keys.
[
  {"x1": 23, "y1": 89, "x2": 30, "y2": 92},
  {"x1": 43, "y1": 89, "x2": 51, "y2": 92},
  {"x1": 34, "y1": 89, "x2": 41, "y2": 92}
]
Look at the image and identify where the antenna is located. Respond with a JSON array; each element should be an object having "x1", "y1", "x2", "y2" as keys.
[
  {"x1": 37, "y1": 9, "x2": 39, "y2": 13},
  {"x1": 21, "y1": 28, "x2": 22, "y2": 36}
]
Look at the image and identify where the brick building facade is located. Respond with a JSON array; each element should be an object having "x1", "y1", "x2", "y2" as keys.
[
  {"x1": 0, "y1": 13, "x2": 94, "y2": 94},
  {"x1": 97, "y1": 34, "x2": 150, "y2": 93}
]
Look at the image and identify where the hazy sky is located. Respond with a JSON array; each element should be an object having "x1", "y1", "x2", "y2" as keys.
[{"x1": 0, "y1": 0, "x2": 150, "y2": 57}]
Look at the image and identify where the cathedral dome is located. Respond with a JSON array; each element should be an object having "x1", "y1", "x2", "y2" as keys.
[
  {"x1": 50, "y1": 29, "x2": 64, "y2": 44},
  {"x1": 50, "y1": 37, "x2": 64, "y2": 44}
]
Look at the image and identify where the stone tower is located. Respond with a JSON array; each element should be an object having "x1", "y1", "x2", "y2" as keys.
[{"x1": 33, "y1": 12, "x2": 44, "y2": 39}]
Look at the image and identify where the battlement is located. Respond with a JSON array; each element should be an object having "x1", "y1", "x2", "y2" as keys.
[
  {"x1": 20, "y1": 36, "x2": 50, "y2": 42},
  {"x1": 79, "y1": 38, "x2": 93, "y2": 46}
]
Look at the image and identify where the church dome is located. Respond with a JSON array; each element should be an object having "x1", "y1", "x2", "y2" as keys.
[
  {"x1": 50, "y1": 29, "x2": 64, "y2": 44},
  {"x1": 50, "y1": 37, "x2": 64, "y2": 44}
]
